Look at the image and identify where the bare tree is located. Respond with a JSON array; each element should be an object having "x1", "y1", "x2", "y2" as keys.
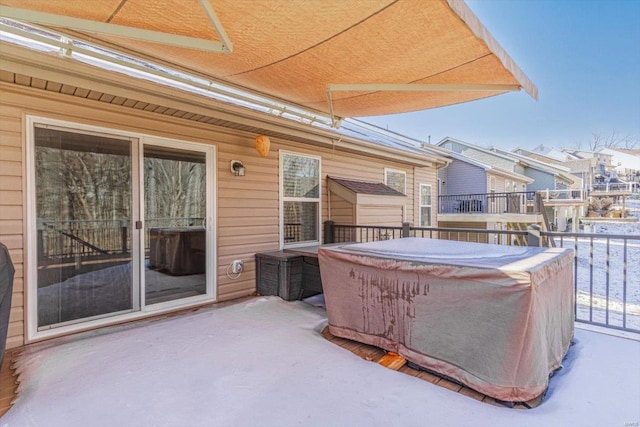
[{"x1": 587, "y1": 131, "x2": 639, "y2": 151}]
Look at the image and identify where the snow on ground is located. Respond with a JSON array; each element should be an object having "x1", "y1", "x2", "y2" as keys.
[
  {"x1": 560, "y1": 198, "x2": 640, "y2": 330},
  {"x1": 2, "y1": 297, "x2": 639, "y2": 427}
]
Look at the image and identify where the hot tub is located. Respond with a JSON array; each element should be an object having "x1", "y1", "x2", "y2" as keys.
[{"x1": 318, "y1": 237, "x2": 574, "y2": 402}]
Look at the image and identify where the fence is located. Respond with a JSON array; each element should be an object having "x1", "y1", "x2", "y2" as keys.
[{"x1": 324, "y1": 220, "x2": 640, "y2": 334}]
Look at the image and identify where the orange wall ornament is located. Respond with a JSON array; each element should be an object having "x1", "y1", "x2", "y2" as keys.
[{"x1": 255, "y1": 135, "x2": 271, "y2": 157}]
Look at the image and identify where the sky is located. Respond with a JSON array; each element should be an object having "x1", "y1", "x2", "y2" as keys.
[{"x1": 362, "y1": 0, "x2": 640, "y2": 152}]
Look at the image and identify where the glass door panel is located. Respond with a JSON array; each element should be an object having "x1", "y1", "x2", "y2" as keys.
[
  {"x1": 143, "y1": 145, "x2": 207, "y2": 305},
  {"x1": 34, "y1": 127, "x2": 134, "y2": 328}
]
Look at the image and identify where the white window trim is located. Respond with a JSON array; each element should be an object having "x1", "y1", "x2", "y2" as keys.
[
  {"x1": 25, "y1": 115, "x2": 217, "y2": 343},
  {"x1": 279, "y1": 150, "x2": 322, "y2": 249},
  {"x1": 384, "y1": 168, "x2": 406, "y2": 194},
  {"x1": 419, "y1": 183, "x2": 432, "y2": 227}
]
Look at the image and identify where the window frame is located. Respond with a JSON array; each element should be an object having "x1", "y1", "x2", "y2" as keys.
[
  {"x1": 384, "y1": 168, "x2": 406, "y2": 195},
  {"x1": 279, "y1": 150, "x2": 322, "y2": 248},
  {"x1": 419, "y1": 183, "x2": 432, "y2": 227}
]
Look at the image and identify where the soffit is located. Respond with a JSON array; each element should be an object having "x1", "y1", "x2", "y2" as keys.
[{"x1": 0, "y1": 0, "x2": 538, "y2": 119}]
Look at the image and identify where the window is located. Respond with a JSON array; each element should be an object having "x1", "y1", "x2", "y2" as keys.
[
  {"x1": 385, "y1": 168, "x2": 406, "y2": 194},
  {"x1": 280, "y1": 151, "x2": 321, "y2": 246},
  {"x1": 419, "y1": 184, "x2": 432, "y2": 226}
]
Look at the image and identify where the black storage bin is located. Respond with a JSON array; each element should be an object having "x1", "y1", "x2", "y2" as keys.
[
  {"x1": 255, "y1": 251, "x2": 303, "y2": 301},
  {"x1": 0, "y1": 243, "x2": 15, "y2": 366},
  {"x1": 301, "y1": 257, "x2": 323, "y2": 298}
]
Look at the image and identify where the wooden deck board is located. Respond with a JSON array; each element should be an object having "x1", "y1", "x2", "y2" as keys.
[
  {"x1": 321, "y1": 326, "x2": 543, "y2": 409},
  {"x1": 0, "y1": 349, "x2": 20, "y2": 417}
]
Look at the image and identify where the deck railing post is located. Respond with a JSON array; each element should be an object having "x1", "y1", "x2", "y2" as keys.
[
  {"x1": 402, "y1": 222, "x2": 411, "y2": 238},
  {"x1": 324, "y1": 220, "x2": 335, "y2": 244},
  {"x1": 527, "y1": 224, "x2": 541, "y2": 247}
]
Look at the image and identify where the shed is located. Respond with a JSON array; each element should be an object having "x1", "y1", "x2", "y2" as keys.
[{"x1": 328, "y1": 177, "x2": 407, "y2": 226}]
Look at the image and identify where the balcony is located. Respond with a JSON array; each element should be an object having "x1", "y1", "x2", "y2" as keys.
[
  {"x1": 590, "y1": 182, "x2": 637, "y2": 196},
  {"x1": 437, "y1": 190, "x2": 587, "y2": 225}
]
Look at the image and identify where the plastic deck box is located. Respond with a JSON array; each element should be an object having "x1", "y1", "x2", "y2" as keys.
[{"x1": 255, "y1": 251, "x2": 303, "y2": 301}]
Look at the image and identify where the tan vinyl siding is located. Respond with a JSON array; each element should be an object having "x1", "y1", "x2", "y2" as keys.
[
  {"x1": 329, "y1": 193, "x2": 354, "y2": 224},
  {"x1": 414, "y1": 166, "x2": 437, "y2": 227},
  {"x1": 0, "y1": 103, "x2": 24, "y2": 350},
  {"x1": 357, "y1": 205, "x2": 404, "y2": 226},
  {"x1": 0, "y1": 82, "x2": 438, "y2": 346}
]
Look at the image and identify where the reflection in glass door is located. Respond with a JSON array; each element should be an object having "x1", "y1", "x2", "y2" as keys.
[
  {"x1": 34, "y1": 126, "x2": 135, "y2": 328},
  {"x1": 143, "y1": 145, "x2": 207, "y2": 305}
]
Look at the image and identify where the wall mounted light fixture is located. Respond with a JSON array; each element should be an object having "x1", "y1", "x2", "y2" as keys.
[
  {"x1": 255, "y1": 135, "x2": 270, "y2": 157},
  {"x1": 230, "y1": 160, "x2": 245, "y2": 176}
]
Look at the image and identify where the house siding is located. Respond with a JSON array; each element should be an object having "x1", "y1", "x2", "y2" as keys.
[
  {"x1": 414, "y1": 166, "x2": 437, "y2": 227},
  {"x1": 0, "y1": 103, "x2": 24, "y2": 350},
  {"x1": 523, "y1": 168, "x2": 556, "y2": 191},
  {"x1": 439, "y1": 159, "x2": 487, "y2": 195},
  {"x1": 328, "y1": 193, "x2": 354, "y2": 224},
  {"x1": 0, "y1": 81, "x2": 437, "y2": 347},
  {"x1": 357, "y1": 205, "x2": 404, "y2": 226}
]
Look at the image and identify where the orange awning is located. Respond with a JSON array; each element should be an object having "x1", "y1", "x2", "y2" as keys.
[{"x1": 0, "y1": 0, "x2": 538, "y2": 120}]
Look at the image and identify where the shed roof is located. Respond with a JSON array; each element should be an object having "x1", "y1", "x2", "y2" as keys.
[{"x1": 328, "y1": 177, "x2": 405, "y2": 197}]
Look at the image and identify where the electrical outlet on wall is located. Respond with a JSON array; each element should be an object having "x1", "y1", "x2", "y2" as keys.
[{"x1": 231, "y1": 260, "x2": 244, "y2": 274}]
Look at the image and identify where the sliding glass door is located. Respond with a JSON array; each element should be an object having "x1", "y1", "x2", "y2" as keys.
[
  {"x1": 143, "y1": 144, "x2": 208, "y2": 305},
  {"x1": 34, "y1": 126, "x2": 136, "y2": 328},
  {"x1": 31, "y1": 120, "x2": 214, "y2": 334}
]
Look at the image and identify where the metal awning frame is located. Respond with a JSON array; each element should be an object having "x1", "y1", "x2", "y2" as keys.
[
  {"x1": 0, "y1": 1, "x2": 234, "y2": 53},
  {"x1": 0, "y1": 18, "x2": 336, "y2": 127},
  {"x1": 325, "y1": 82, "x2": 522, "y2": 127}
]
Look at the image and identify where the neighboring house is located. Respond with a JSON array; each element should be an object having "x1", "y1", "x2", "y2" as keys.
[
  {"x1": 530, "y1": 144, "x2": 576, "y2": 163},
  {"x1": 436, "y1": 149, "x2": 535, "y2": 243},
  {"x1": 598, "y1": 148, "x2": 640, "y2": 183},
  {"x1": 492, "y1": 148, "x2": 585, "y2": 231},
  {"x1": 0, "y1": 35, "x2": 450, "y2": 349},
  {"x1": 436, "y1": 137, "x2": 584, "y2": 232},
  {"x1": 564, "y1": 149, "x2": 614, "y2": 181}
]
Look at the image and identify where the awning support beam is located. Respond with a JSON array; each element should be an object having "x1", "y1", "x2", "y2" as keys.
[
  {"x1": 327, "y1": 83, "x2": 522, "y2": 93},
  {"x1": 325, "y1": 82, "x2": 522, "y2": 127},
  {"x1": 0, "y1": 3, "x2": 233, "y2": 53}
]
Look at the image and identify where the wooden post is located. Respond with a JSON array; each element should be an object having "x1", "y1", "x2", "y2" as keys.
[
  {"x1": 527, "y1": 224, "x2": 541, "y2": 247},
  {"x1": 324, "y1": 220, "x2": 335, "y2": 244}
]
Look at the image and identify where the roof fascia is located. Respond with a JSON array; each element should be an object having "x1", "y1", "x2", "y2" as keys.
[
  {"x1": 438, "y1": 137, "x2": 517, "y2": 164},
  {"x1": 495, "y1": 147, "x2": 572, "y2": 173},
  {"x1": 489, "y1": 168, "x2": 534, "y2": 183}
]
